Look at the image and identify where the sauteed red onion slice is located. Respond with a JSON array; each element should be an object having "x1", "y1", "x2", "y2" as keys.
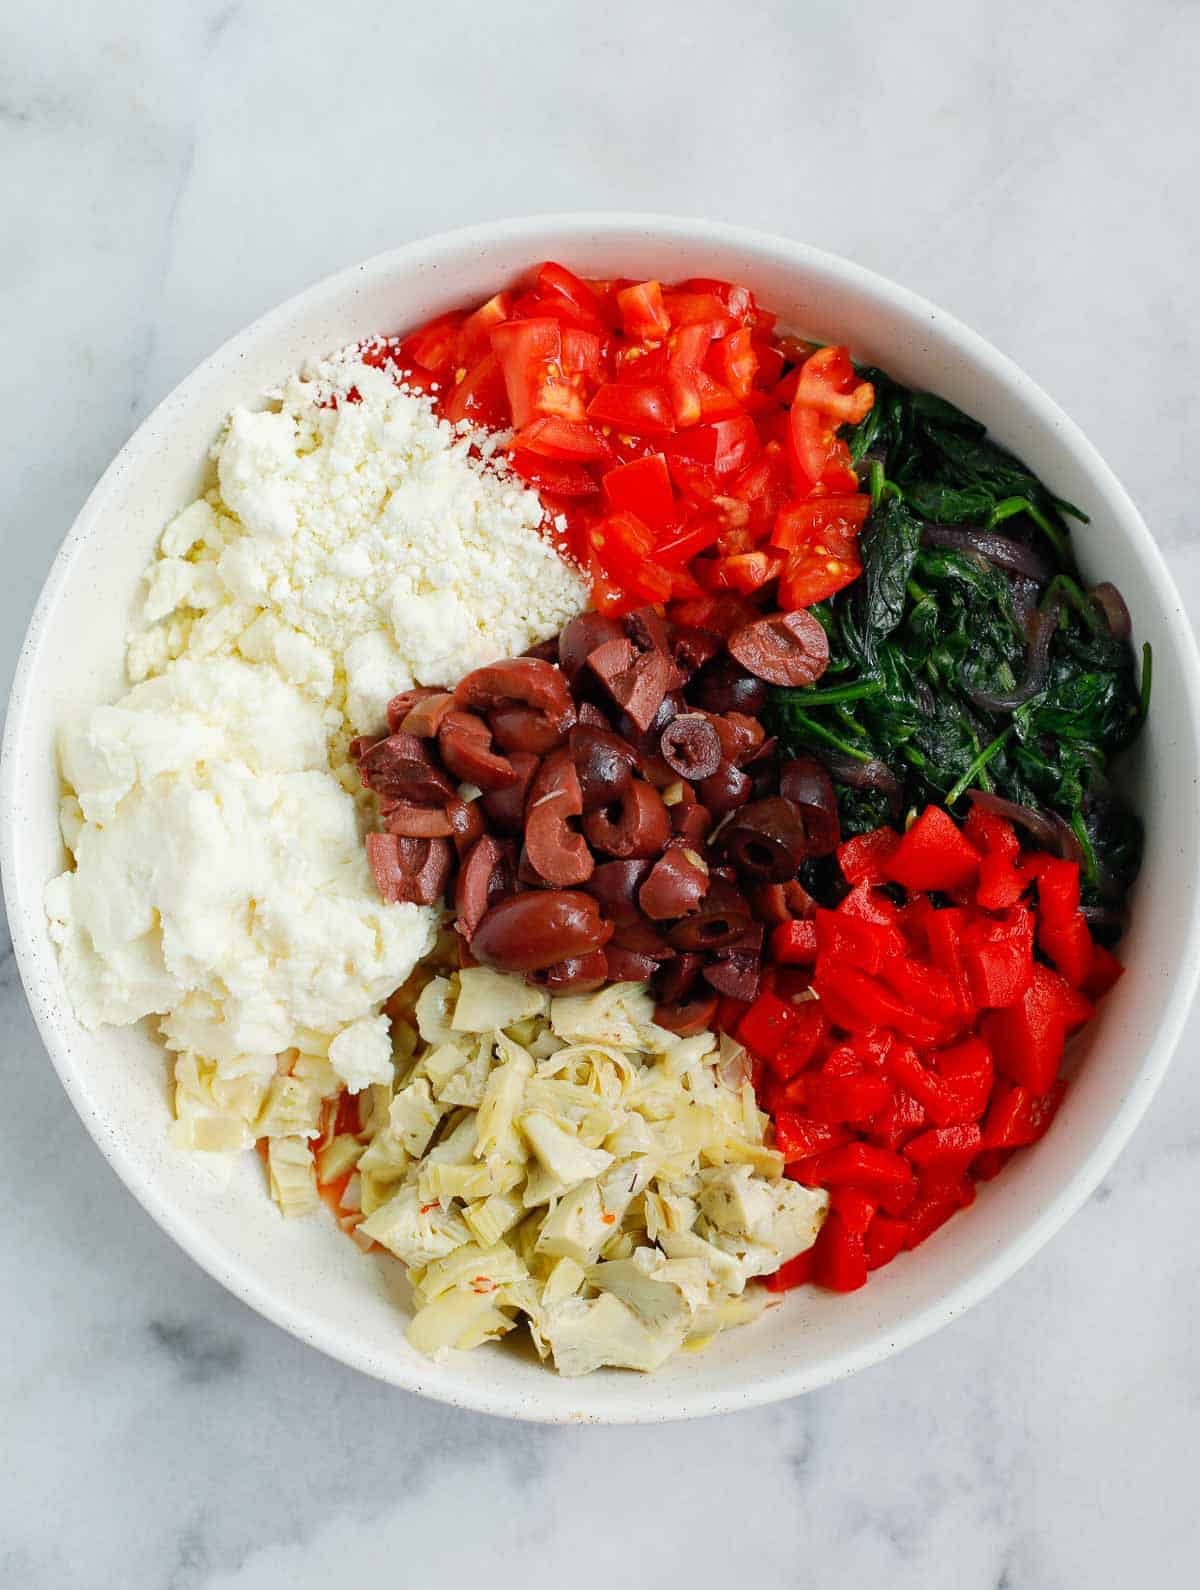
[
  {"x1": 921, "y1": 523, "x2": 1053, "y2": 583},
  {"x1": 965, "y1": 592, "x2": 1062, "y2": 713},
  {"x1": 1089, "y1": 581, "x2": 1132, "y2": 642}
]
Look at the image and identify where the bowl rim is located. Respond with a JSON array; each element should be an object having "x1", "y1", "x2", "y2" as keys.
[{"x1": 4, "y1": 210, "x2": 1199, "y2": 1424}]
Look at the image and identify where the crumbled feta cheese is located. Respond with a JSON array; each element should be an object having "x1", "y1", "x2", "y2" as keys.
[{"x1": 328, "y1": 1014, "x2": 395, "y2": 1094}]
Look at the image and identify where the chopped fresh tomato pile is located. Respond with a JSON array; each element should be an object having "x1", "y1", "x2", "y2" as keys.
[
  {"x1": 733, "y1": 804, "x2": 1123, "y2": 1293},
  {"x1": 368, "y1": 264, "x2": 874, "y2": 616}
]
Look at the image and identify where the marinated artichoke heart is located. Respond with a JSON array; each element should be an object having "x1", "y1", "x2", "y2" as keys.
[{"x1": 346, "y1": 974, "x2": 828, "y2": 1375}]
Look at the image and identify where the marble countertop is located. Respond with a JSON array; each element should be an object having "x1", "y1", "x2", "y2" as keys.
[{"x1": 3, "y1": 3, "x2": 1198, "y2": 1585}]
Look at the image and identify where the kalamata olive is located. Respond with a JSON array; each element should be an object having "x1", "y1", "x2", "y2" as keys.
[
  {"x1": 616, "y1": 689, "x2": 681, "y2": 757},
  {"x1": 668, "y1": 880, "x2": 752, "y2": 951},
  {"x1": 558, "y1": 611, "x2": 626, "y2": 683},
  {"x1": 518, "y1": 844, "x2": 553, "y2": 888},
  {"x1": 722, "y1": 796, "x2": 811, "y2": 882},
  {"x1": 670, "y1": 801, "x2": 713, "y2": 850},
  {"x1": 570, "y1": 725, "x2": 636, "y2": 812},
  {"x1": 386, "y1": 688, "x2": 444, "y2": 734},
  {"x1": 624, "y1": 606, "x2": 673, "y2": 657},
  {"x1": 480, "y1": 751, "x2": 539, "y2": 832},
  {"x1": 749, "y1": 879, "x2": 816, "y2": 926},
  {"x1": 583, "y1": 859, "x2": 653, "y2": 925},
  {"x1": 524, "y1": 749, "x2": 593, "y2": 887},
  {"x1": 655, "y1": 951, "x2": 703, "y2": 1004},
  {"x1": 359, "y1": 734, "x2": 457, "y2": 804},
  {"x1": 401, "y1": 692, "x2": 457, "y2": 738},
  {"x1": 589, "y1": 640, "x2": 673, "y2": 733},
  {"x1": 670, "y1": 626, "x2": 722, "y2": 677},
  {"x1": 721, "y1": 712, "x2": 766, "y2": 766},
  {"x1": 701, "y1": 952, "x2": 762, "y2": 1002},
  {"x1": 383, "y1": 801, "x2": 455, "y2": 838},
  {"x1": 584, "y1": 779, "x2": 671, "y2": 859},
  {"x1": 348, "y1": 734, "x2": 383, "y2": 762},
  {"x1": 455, "y1": 836, "x2": 514, "y2": 940},
  {"x1": 437, "y1": 711, "x2": 516, "y2": 790},
  {"x1": 366, "y1": 833, "x2": 453, "y2": 906},
  {"x1": 529, "y1": 950, "x2": 609, "y2": 994},
  {"x1": 610, "y1": 918, "x2": 675, "y2": 959},
  {"x1": 728, "y1": 609, "x2": 830, "y2": 687},
  {"x1": 639, "y1": 848, "x2": 710, "y2": 921},
  {"x1": 605, "y1": 946, "x2": 661, "y2": 983},
  {"x1": 523, "y1": 636, "x2": 560, "y2": 663},
  {"x1": 660, "y1": 714, "x2": 722, "y2": 781},
  {"x1": 489, "y1": 700, "x2": 574, "y2": 755},
  {"x1": 778, "y1": 756, "x2": 841, "y2": 855},
  {"x1": 576, "y1": 700, "x2": 611, "y2": 730},
  {"x1": 472, "y1": 890, "x2": 613, "y2": 973},
  {"x1": 695, "y1": 760, "x2": 752, "y2": 817},
  {"x1": 454, "y1": 657, "x2": 575, "y2": 739},
  {"x1": 653, "y1": 994, "x2": 720, "y2": 1037},
  {"x1": 445, "y1": 797, "x2": 485, "y2": 859},
  {"x1": 639, "y1": 752, "x2": 681, "y2": 790},
  {"x1": 692, "y1": 653, "x2": 767, "y2": 715}
]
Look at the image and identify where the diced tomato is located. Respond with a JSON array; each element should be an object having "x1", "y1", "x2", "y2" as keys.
[
  {"x1": 662, "y1": 290, "x2": 739, "y2": 335},
  {"x1": 491, "y1": 318, "x2": 585, "y2": 428},
  {"x1": 716, "y1": 550, "x2": 785, "y2": 594},
  {"x1": 771, "y1": 494, "x2": 872, "y2": 553},
  {"x1": 514, "y1": 416, "x2": 611, "y2": 463},
  {"x1": 456, "y1": 293, "x2": 512, "y2": 366},
  {"x1": 787, "y1": 403, "x2": 859, "y2": 494},
  {"x1": 587, "y1": 381, "x2": 676, "y2": 436},
  {"x1": 665, "y1": 416, "x2": 761, "y2": 480},
  {"x1": 536, "y1": 260, "x2": 603, "y2": 320},
  {"x1": 778, "y1": 532, "x2": 863, "y2": 608},
  {"x1": 600, "y1": 452, "x2": 675, "y2": 532},
  {"x1": 561, "y1": 326, "x2": 604, "y2": 377},
  {"x1": 706, "y1": 328, "x2": 758, "y2": 401},
  {"x1": 587, "y1": 511, "x2": 673, "y2": 601},
  {"x1": 441, "y1": 353, "x2": 509, "y2": 428},
  {"x1": 400, "y1": 310, "x2": 465, "y2": 373},
  {"x1": 509, "y1": 450, "x2": 599, "y2": 498},
  {"x1": 653, "y1": 513, "x2": 725, "y2": 567},
  {"x1": 615, "y1": 279, "x2": 671, "y2": 341},
  {"x1": 792, "y1": 345, "x2": 875, "y2": 424}
]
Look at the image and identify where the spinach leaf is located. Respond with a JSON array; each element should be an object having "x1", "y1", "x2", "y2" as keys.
[
  {"x1": 768, "y1": 366, "x2": 1147, "y2": 914},
  {"x1": 852, "y1": 498, "x2": 923, "y2": 662}
]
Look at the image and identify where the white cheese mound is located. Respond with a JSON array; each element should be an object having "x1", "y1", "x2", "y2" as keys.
[
  {"x1": 45, "y1": 659, "x2": 436, "y2": 1058},
  {"x1": 47, "y1": 346, "x2": 589, "y2": 1158},
  {"x1": 130, "y1": 355, "x2": 588, "y2": 737}
]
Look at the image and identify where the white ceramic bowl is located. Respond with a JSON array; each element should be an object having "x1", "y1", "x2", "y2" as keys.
[{"x1": 4, "y1": 214, "x2": 1198, "y2": 1424}]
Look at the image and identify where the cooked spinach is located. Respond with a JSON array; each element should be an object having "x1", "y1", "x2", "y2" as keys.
[{"x1": 768, "y1": 369, "x2": 1148, "y2": 925}]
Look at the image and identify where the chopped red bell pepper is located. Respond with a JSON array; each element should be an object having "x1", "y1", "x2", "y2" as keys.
[
  {"x1": 763, "y1": 1001, "x2": 828, "y2": 1079},
  {"x1": 1037, "y1": 912, "x2": 1094, "y2": 989},
  {"x1": 1082, "y1": 943, "x2": 1124, "y2": 1001},
  {"x1": 980, "y1": 962, "x2": 1089, "y2": 1095},
  {"x1": 865, "y1": 1213, "x2": 910, "y2": 1269},
  {"x1": 776, "y1": 1114, "x2": 852, "y2": 1161},
  {"x1": 738, "y1": 990, "x2": 803, "y2": 1060},
  {"x1": 830, "y1": 1185, "x2": 879, "y2": 1236},
  {"x1": 933, "y1": 1037, "x2": 994, "y2": 1124},
  {"x1": 982, "y1": 1079, "x2": 1067, "y2": 1149},
  {"x1": 903, "y1": 1123, "x2": 983, "y2": 1174},
  {"x1": 790, "y1": 1141, "x2": 915, "y2": 1199},
  {"x1": 811, "y1": 1209, "x2": 868, "y2": 1291},
  {"x1": 769, "y1": 918, "x2": 818, "y2": 965},
  {"x1": 802, "y1": 1072, "x2": 893, "y2": 1125},
  {"x1": 904, "y1": 1173, "x2": 976, "y2": 1248},
  {"x1": 765, "y1": 1248, "x2": 815, "y2": 1293},
  {"x1": 868, "y1": 1086, "x2": 928, "y2": 1151},
  {"x1": 1035, "y1": 858, "x2": 1081, "y2": 926},
  {"x1": 837, "y1": 827, "x2": 902, "y2": 886},
  {"x1": 813, "y1": 963, "x2": 946, "y2": 1048},
  {"x1": 885, "y1": 805, "x2": 982, "y2": 893}
]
